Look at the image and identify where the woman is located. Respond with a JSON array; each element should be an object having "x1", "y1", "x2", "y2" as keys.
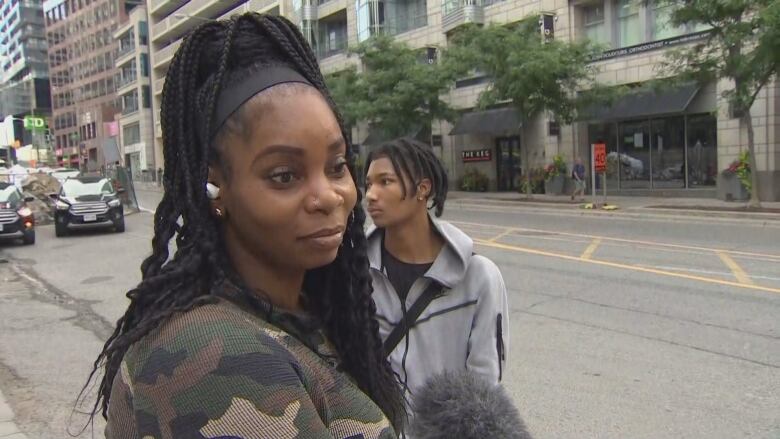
[
  {"x1": 364, "y1": 138, "x2": 509, "y2": 402},
  {"x1": 83, "y1": 13, "x2": 405, "y2": 438}
]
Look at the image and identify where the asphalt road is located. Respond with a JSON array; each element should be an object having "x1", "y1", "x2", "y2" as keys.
[{"x1": 0, "y1": 189, "x2": 778, "y2": 439}]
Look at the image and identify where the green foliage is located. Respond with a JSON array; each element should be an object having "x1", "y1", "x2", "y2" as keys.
[
  {"x1": 329, "y1": 35, "x2": 458, "y2": 140},
  {"x1": 324, "y1": 67, "x2": 364, "y2": 129},
  {"x1": 659, "y1": 0, "x2": 778, "y2": 205},
  {"x1": 444, "y1": 18, "x2": 617, "y2": 124},
  {"x1": 460, "y1": 167, "x2": 489, "y2": 192},
  {"x1": 518, "y1": 167, "x2": 545, "y2": 194},
  {"x1": 543, "y1": 154, "x2": 567, "y2": 180},
  {"x1": 723, "y1": 151, "x2": 751, "y2": 194},
  {"x1": 661, "y1": 0, "x2": 778, "y2": 114}
]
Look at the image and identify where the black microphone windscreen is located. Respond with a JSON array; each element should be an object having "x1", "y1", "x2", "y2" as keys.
[{"x1": 409, "y1": 370, "x2": 532, "y2": 439}]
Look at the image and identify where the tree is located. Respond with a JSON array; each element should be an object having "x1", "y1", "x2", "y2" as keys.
[
  {"x1": 660, "y1": 0, "x2": 779, "y2": 206},
  {"x1": 325, "y1": 67, "x2": 364, "y2": 131},
  {"x1": 445, "y1": 18, "x2": 615, "y2": 196},
  {"x1": 329, "y1": 35, "x2": 459, "y2": 143}
]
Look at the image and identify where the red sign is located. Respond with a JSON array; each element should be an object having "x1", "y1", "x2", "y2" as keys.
[
  {"x1": 462, "y1": 149, "x2": 492, "y2": 162},
  {"x1": 594, "y1": 143, "x2": 607, "y2": 173}
]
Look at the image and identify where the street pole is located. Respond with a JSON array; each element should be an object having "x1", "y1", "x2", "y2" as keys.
[
  {"x1": 29, "y1": 78, "x2": 40, "y2": 168},
  {"x1": 590, "y1": 143, "x2": 596, "y2": 202}
]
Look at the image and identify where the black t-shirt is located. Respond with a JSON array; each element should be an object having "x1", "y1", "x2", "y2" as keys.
[{"x1": 382, "y1": 245, "x2": 433, "y2": 302}]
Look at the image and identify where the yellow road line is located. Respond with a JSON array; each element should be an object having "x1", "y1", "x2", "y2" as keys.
[
  {"x1": 717, "y1": 251, "x2": 756, "y2": 286},
  {"x1": 488, "y1": 229, "x2": 514, "y2": 243},
  {"x1": 580, "y1": 238, "x2": 602, "y2": 260},
  {"x1": 474, "y1": 239, "x2": 780, "y2": 295},
  {"x1": 453, "y1": 220, "x2": 780, "y2": 261}
]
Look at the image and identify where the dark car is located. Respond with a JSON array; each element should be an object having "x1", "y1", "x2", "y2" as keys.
[
  {"x1": 53, "y1": 177, "x2": 125, "y2": 236},
  {"x1": 0, "y1": 182, "x2": 36, "y2": 245}
]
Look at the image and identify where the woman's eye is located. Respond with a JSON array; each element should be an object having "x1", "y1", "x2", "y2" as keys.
[
  {"x1": 269, "y1": 170, "x2": 297, "y2": 185},
  {"x1": 331, "y1": 159, "x2": 348, "y2": 177}
]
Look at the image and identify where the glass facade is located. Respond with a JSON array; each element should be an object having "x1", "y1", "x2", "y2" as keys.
[
  {"x1": 356, "y1": 0, "x2": 426, "y2": 41},
  {"x1": 583, "y1": 3, "x2": 607, "y2": 46},
  {"x1": 578, "y1": 1, "x2": 712, "y2": 49},
  {"x1": 496, "y1": 136, "x2": 521, "y2": 191},
  {"x1": 588, "y1": 114, "x2": 717, "y2": 190},
  {"x1": 651, "y1": 2, "x2": 684, "y2": 40},
  {"x1": 616, "y1": 0, "x2": 640, "y2": 48},
  {"x1": 317, "y1": 13, "x2": 348, "y2": 59}
]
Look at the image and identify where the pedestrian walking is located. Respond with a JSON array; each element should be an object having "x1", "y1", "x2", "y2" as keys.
[
  {"x1": 81, "y1": 13, "x2": 405, "y2": 439},
  {"x1": 571, "y1": 157, "x2": 586, "y2": 201}
]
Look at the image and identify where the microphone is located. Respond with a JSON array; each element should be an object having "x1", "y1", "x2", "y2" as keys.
[{"x1": 409, "y1": 370, "x2": 533, "y2": 439}]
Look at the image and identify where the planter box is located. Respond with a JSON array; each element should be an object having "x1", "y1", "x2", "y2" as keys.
[
  {"x1": 718, "y1": 174, "x2": 749, "y2": 201},
  {"x1": 544, "y1": 175, "x2": 565, "y2": 195}
]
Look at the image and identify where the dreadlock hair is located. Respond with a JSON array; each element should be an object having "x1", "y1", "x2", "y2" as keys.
[
  {"x1": 365, "y1": 137, "x2": 449, "y2": 217},
  {"x1": 81, "y1": 12, "x2": 406, "y2": 432}
]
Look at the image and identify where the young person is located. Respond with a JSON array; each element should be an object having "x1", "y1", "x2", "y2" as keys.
[
  {"x1": 364, "y1": 137, "x2": 509, "y2": 402},
  {"x1": 83, "y1": 13, "x2": 405, "y2": 438}
]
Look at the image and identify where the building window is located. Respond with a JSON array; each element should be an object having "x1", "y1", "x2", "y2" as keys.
[
  {"x1": 357, "y1": 0, "x2": 385, "y2": 42},
  {"x1": 142, "y1": 86, "x2": 150, "y2": 109},
  {"x1": 356, "y1": 0, "x2": 426, "y2": 40},
  {"x1": 650, "y1": 1, "x2": 709, "y2": 41},
  {"x1": 583, "y1": 2, "x2": 608, "y2": 45},
  {"x1": 140, "y1": 53, "x2": 149, "y2": 77},
  {"x1": 139, "y1": 21, "x2": 148, "y2": 45},
  {"x1": 122, "y1": 123, "x2": 140, "y2": 145},
  {"x1": 317, "y1": 15, "x2": 348, "y2": 59},
  {"x1": 587, "y1": 113, "x2": 717, "y2": 190},
  {"x1": 122, "y1": 90, "x2": 138, "y2": 114},
  {"x1": 615, "y1": 0, "x2": 640, "y2": 47},
  {"x1": 652, "y1": 3, "x2": 681, "y2": 40}
]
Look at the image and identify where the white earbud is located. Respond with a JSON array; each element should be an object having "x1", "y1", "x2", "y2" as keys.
[{"x1": 206, "y1": 182, "x2": 220, "y2": 200}]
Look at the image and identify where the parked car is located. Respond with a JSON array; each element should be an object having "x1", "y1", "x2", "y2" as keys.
[
  {"x1": 52, "y1": 177, "x2": 125, "y2": 236},
  {"x1": 0, "y1": 182, "x2": 36, "y2": 245},
  {"x1": 50, "y1": 167, "x2": 81, "y2": 183}
]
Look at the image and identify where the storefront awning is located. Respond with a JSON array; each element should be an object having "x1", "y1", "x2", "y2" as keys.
[
  {"x1": 450, "y1": 107, "x2": 521, "y2": 136},
  {"x1": 581, "y1": 82, "x2": 701, "y2": 121}
]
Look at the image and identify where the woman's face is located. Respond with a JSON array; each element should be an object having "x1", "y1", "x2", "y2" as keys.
[{"x1": 211, "y1": 85, "x2": 357, "y2": 273}]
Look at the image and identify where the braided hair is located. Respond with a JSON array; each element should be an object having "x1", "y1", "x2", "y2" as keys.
[
  {"x1": 366, "y1": 137, "x2": 449, "y2": 217},
  {"x1": 82, "y1": 12, "x2": 406, "y2": 432}
]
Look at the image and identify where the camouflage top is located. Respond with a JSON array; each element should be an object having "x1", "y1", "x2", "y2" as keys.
[{"x1": 105, "y1": 281, "x2": 396, "y2": 439}]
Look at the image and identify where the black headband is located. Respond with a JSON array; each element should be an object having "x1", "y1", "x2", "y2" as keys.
[{"x1": 201, "y1": 65, "x2": 312, "y2": 141}]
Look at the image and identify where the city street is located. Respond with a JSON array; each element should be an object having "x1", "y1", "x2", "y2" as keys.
[{"x1": 0, "y1": 188, "x2": 779, "y2": 438}]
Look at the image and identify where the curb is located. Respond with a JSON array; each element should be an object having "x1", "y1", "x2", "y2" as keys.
[{"x1": 450, "y1": 195, "x2": 780, "y2": 222}]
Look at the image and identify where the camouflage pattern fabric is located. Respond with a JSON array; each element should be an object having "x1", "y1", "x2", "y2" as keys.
[{"x1": 105, "y1": 282, "x2": 396, "y2": 439}]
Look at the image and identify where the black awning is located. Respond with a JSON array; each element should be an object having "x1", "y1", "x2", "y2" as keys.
[
  {"x1": 450, "y1": 107, "x2": 521, "y2": 136},
  {"x1": 582, "y1": 82, "x2": 700, "y2": 121}
]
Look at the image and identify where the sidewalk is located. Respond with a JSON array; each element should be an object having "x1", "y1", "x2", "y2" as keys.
[
  {"x1": 449, "y1": 190, "x2": 780, "y2": 220},
  {"x1": 132, "y1": 181, "x2": 780, "y2": 219},
  {"x1": 0, "y1": 388, "x2": 27, "y2": 439},
  {"x1": 132, "y1": 181, "x2": 163, "y2": 192}
]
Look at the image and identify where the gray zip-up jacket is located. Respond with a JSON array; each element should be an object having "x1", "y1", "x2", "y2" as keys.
[{"x1": 367, "y1": 218, "x2": 509, "y2": 399}]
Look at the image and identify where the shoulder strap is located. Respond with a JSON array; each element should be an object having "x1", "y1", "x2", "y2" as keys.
[{"x1": 383, "y1": 281, "x2": 443, "y2": 357}]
